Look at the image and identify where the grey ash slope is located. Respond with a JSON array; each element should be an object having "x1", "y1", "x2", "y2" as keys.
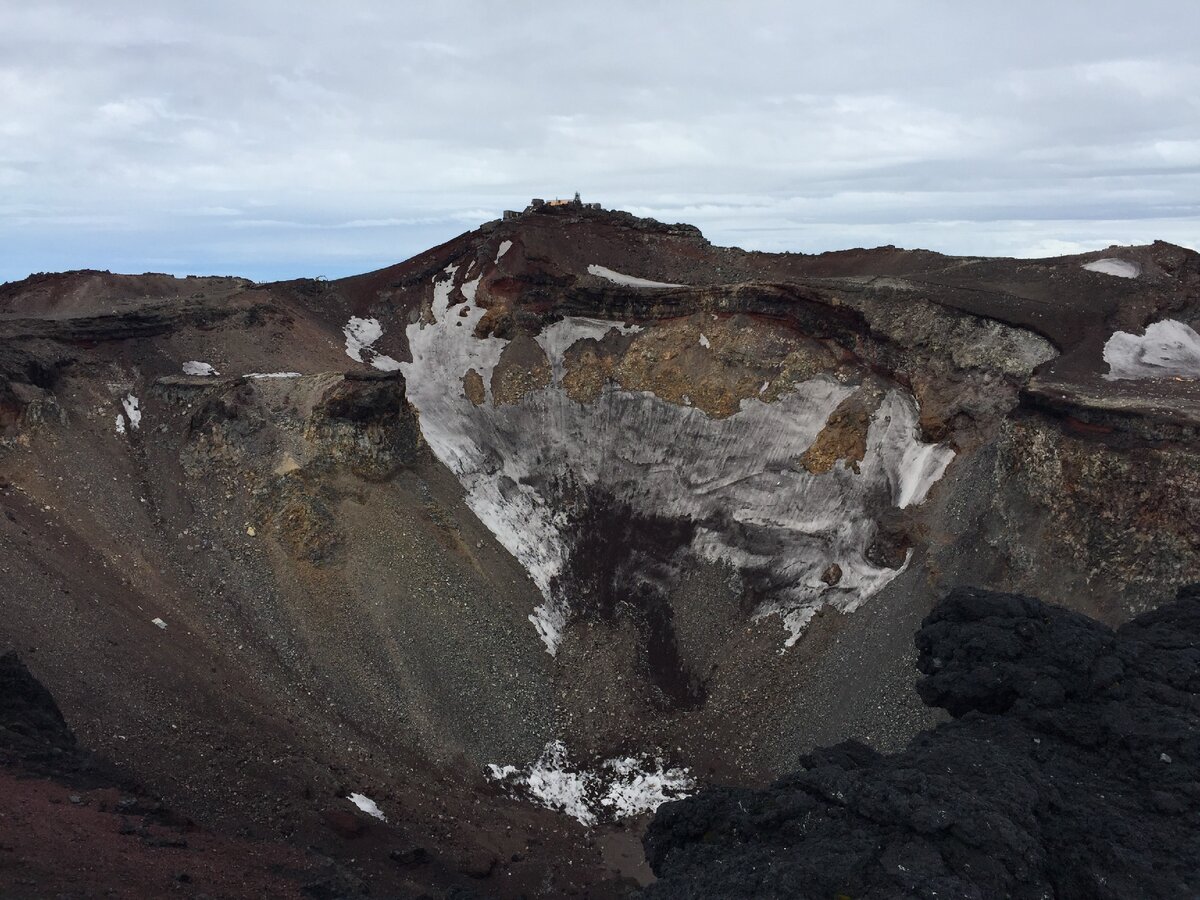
[{"x1": 0, "y1": 205, "x2": 1198, "y2": 896}]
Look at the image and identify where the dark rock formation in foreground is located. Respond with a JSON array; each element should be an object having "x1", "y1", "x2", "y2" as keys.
[{"x1": 643, "y1": 586, "x2": 1200, "y2": 899}]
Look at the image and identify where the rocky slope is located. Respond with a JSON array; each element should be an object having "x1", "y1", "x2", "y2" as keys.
[
  {"x1": 1, "y1": 201, "x2": 1198, "y2": 895},
  {"x1": 643, "y1": 584, "x2": 1200, "y2": 899},
  {"x1": 0, "y1": 650, "x2": 338, "y2": 898}
]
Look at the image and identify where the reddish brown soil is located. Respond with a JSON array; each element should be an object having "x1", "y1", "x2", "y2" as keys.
[{"x1": 0, "y1": 772, "x2": 313, "y2": 899}]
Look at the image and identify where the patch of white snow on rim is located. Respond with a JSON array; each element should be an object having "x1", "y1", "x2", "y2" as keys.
[
  {"x1": 1103, "y1": 319, "x2": 1200, "y2": 380},
  {"x1": 347, "y1": 792, "x2": 386, "y2": 822},
  {"x1": 115, "y1": 414, "x2": 126, "y2": 435},
  {"x1": 246, "y1": 371, "x2": 303, "y2": 379},
  {"x1": 343, "y1": 316, "x2": 384, "y2": 362},
  {"x1": 1082, "y1": 258, "x2": 1140, "y2": 279},
  {"x1": 370, "y1": 355, "x2": 403, "y2": 371},
  {"x1": 182, "y1": 361, "x2": 218, "y2": 376},
  {"x1": 487, "y1": 741, "x2": 693, "y2": 826},
  {"x1": 587, "y1": 264, "x2": 685, "y2": 289},
  {"x1": 698, "y1": 332, "x2": 711, "y2": 349},
  {"x1": 121, "y1": 394, "x2": 141, "y2": 430},
  {"x1": 343, "y1": 316, "x2": 402, "y2": 370},
  {"x1": 496, "y1": 240, "x2": 513, "y2": 263}
]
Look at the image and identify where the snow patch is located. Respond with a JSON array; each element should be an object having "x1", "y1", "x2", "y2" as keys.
[
  {"x1": 343, "y1": 316, "x2": 402, "y2": 370},
  {"x1": 115, "y1": 414, "x2": 126, "y2": 435},
  {"x1": 246, "y1": 371, "x2": 302, "y2": 379},
  {"x1": 182, "y1": 361, "x2": 218, "y2": 376},
  {"x1": 496, "y1": 240, "x2": 513, "y2": 263},
  {"x1": 343, "y1": 317, "x2": 383, "y2": 361},
  {"x1": 487, "y1": 741, "x2": 693, "y2": 826},
  {"x1": 587, "y1": 264, "x2": 684, "y2": 289},
  {"x1": 529, "y1": 598, "x2": 568, "y2": 661},
  {"x1": 698, "y1": 333, "x2": 711, "y2": 349},
  {"x1": 370, "y1": 355, "x2": 403, "y2": 372},
  {"x1": 121, "y1": 395, "x2": 141, "y2": 430},
  {"x1": 893, "y1": 423, "x2": 957, "y2": 509},
  {"x1": 346, "y1": 792, "x2": 386, "y2": 822},
  {"x1": 1103, "y1": 319, "x2": 1200, "y2": 380},
  {"x1": 600, "y1": 755, "x2": 694, "y2": 819},
  {"x1": 1082, "y1": 258, "x2": 1140, "y2": 279}
]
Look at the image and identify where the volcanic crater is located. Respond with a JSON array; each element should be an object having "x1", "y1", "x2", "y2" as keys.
[{"x1": 2, "y1": 202, "x2": 1199, "y2": 896}]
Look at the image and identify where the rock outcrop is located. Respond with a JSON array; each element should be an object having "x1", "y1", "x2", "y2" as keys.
[{"x1": 643, "y1": 585, "x2": 1200, "y2": 899}]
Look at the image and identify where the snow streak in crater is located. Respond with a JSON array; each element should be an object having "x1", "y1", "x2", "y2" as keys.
[
  {"x1": 121, "y1": 394, "x2": 141, "y2": 430},
  {"x1": 346, "y1": 792, "x2": 386, "y2": 822},
  {"x1": 1104, "y1": 319, "x2": 1200, "y2": 380},
  {"x1": 343, "y1": 316, "x2": 402, "y2": 371},
  {"x1": 402, "y1": 267, "x2": 955, "y2": 653},
  {"x1": 487, "y1": 741, "x2": 693, "y2": 826},
  {"x1": 182, "y1": 361, "x2": 218, "y2": 376},
  {"x1": 587, "y1": 264, "x2": 684, "y2": 288},
  {"x1": 1082, "y1": 258, "x2": 1140, "y2": 279}
]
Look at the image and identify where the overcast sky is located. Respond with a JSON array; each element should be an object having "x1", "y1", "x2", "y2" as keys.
[{"x1": 2, "y1": 1, "x2": 1198, "y2": 283}]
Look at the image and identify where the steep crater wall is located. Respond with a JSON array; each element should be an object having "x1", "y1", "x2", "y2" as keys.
[{"x1": 401, "y1": 263, "x2": 959, "y2": 682}]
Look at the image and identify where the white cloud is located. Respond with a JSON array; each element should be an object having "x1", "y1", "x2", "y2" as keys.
[{"x1": 1, "y1": 0, "x2": 1198, "y2": 282}]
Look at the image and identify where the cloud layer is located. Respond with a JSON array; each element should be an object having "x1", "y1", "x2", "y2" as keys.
[{"x1": 2, "y1": 1, "x2": 1197, "y2": 281}]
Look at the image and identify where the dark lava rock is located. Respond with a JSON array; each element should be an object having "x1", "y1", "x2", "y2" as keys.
[
  {"x1": 143, "y1": 835, "x2": 189, "y2": 849},
  {"x1": 317, "y1": 369, "x2": 412, "y2": 425},
  {"x1": 642, "y1": 585, "x2": 1200, "y2": 899},
  {"x1": 0, "y1": 651, "x2": 127, "y2": 789},
  {"x1": 0, "y1": 650, "x2": 76, "y2": 763},
  {"x1": 389, "y1": 846, "x2": 429, "y2": 867}
]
